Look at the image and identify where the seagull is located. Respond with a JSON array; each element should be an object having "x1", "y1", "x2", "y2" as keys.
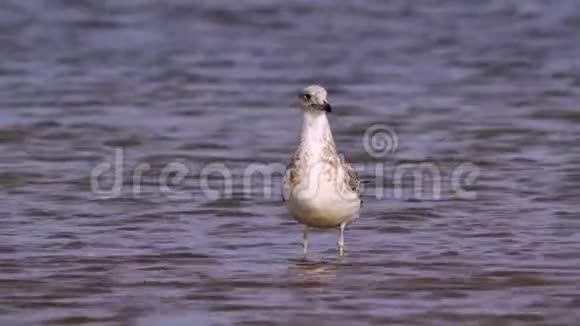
[{"x1": 283, "y1": 85, "x2": 362, "y2": 257}]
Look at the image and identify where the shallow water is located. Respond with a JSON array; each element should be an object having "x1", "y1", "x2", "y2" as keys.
[{"x1": 1, "y1": 0, "x2": 580, "y2": 325}]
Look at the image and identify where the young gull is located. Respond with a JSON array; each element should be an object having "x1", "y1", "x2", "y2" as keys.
[{"x1": 283, "y1": 85, "x2": 362, "y2": 257}]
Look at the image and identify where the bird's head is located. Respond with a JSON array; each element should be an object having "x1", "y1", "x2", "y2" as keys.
[{"x1": 299, "y1": 85, "x2": 331, "y2": 113}]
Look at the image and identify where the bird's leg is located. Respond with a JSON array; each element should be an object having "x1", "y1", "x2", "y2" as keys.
[
  {"x1": 302, "y1": 226, "x2": 309, "y2": 257},
  {"x1": 338, "y1": 222, "x2": 346, "y2": 256}
]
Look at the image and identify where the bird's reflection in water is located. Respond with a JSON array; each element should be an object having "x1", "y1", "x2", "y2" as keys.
[{"x1": 288, "y1": 257, "x2": 347, "y2": 283}]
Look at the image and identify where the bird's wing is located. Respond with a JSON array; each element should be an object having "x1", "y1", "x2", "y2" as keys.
[
  {"x1": 341, "y1": 157, "x2": 363, "y2": 198},
  {"x1": 282, "y1": 152, "x2": 300, "y2": 202}
]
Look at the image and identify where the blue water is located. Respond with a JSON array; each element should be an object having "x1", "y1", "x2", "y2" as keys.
[{"x1": 1, "y1": 1, "x2": 580, "y2": 325}]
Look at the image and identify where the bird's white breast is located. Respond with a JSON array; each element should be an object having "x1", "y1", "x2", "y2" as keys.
[{"x1": 286, "y1": 164, "x2": 360, "y2": 228}]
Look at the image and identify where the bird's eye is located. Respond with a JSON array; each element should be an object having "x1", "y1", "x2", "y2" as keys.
[{"x1": 303, "y1": 94, "x2": 311, "y2": 100}]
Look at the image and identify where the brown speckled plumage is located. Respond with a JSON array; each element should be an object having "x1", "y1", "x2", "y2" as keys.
[{"x1": 283, "y1": 129, "x2": 362, "y2": 204}]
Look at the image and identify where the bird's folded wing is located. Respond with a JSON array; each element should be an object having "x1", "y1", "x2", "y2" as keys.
[
  {"x1": 282, "y1": 153, "x2": 299, "y2": 202},
  {"x1": 341, "y1": 157, "x2": 363, "y2": 198}
]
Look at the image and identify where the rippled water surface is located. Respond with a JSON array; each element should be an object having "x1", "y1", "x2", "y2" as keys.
[{"x1": 2, "y1": 1, "x2": 580, "y2": 325}]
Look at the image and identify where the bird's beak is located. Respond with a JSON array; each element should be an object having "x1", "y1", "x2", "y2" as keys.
[{"x1": 322, "y1": 100, "x2": 332, "y2": 113}]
